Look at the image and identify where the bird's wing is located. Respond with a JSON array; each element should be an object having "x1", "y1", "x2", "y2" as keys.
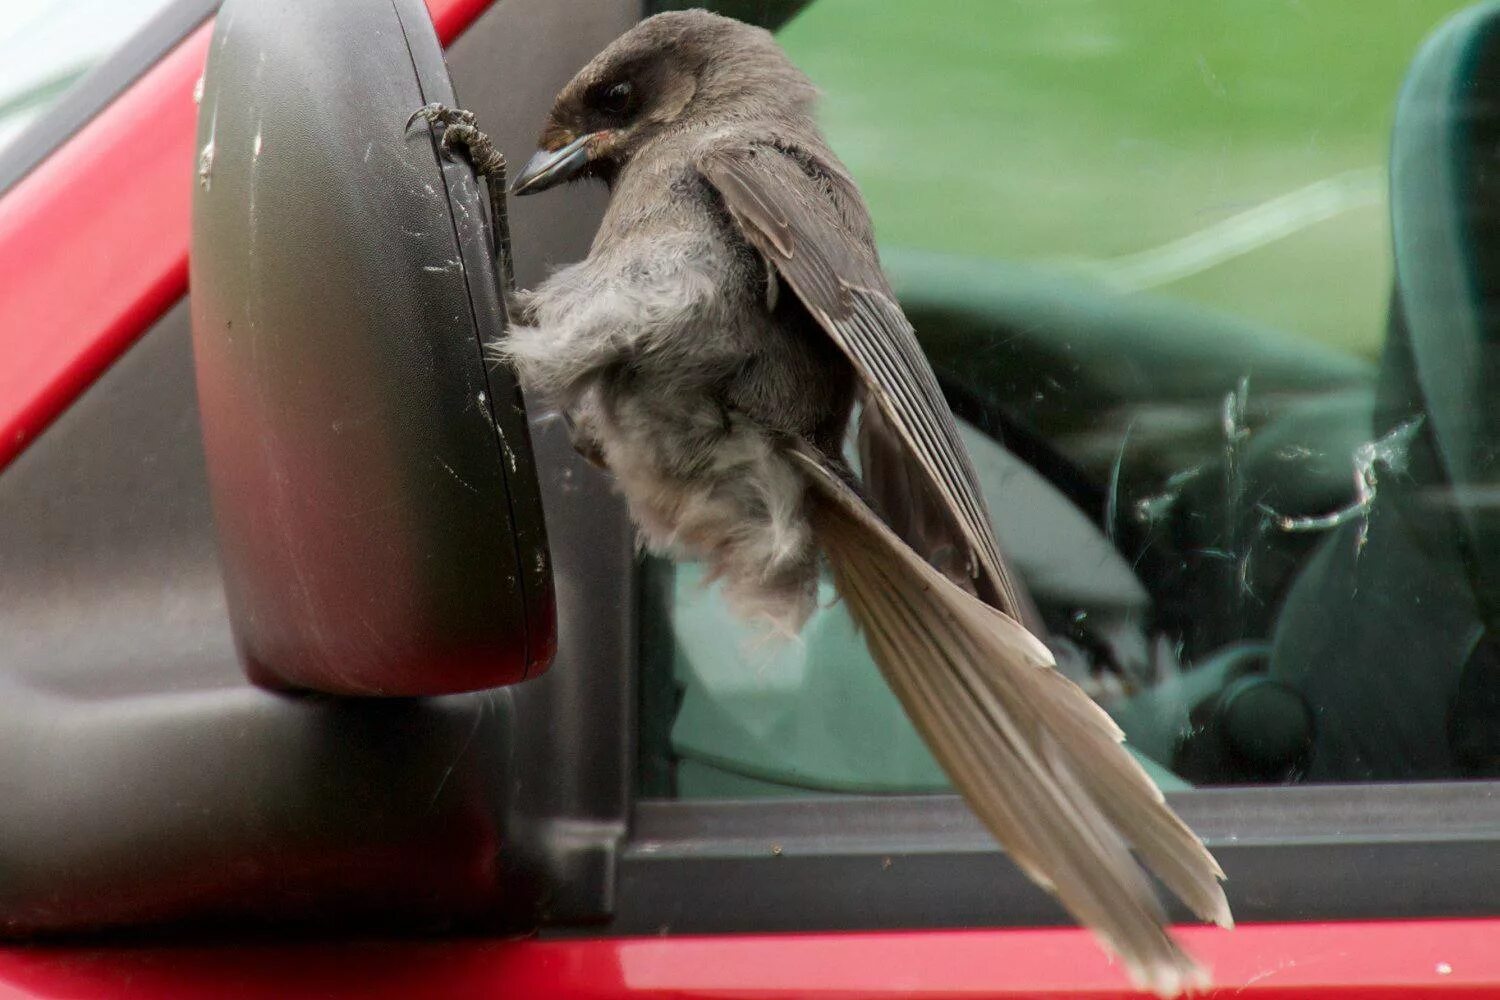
[
  {"x1": 796, "y1": 443, "x2": 1227, "y2": 995},
  {"x1": 702, "y1": 143, "x2": 1231, "y2": 993},
  {"x1": 698, "y1": 141, "x2": 1035, "y2": 625}
]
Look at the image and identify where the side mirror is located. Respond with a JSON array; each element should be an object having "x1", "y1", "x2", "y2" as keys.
[{"x1": 190, "y1": 0, "x2": 553, "y2": 694}]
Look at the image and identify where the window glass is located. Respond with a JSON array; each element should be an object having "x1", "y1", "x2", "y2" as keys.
[
  {"x1": 640, "y1": 0, "x2": 1493, "y2": 796},
  {"x1": 0, "y1": 0, "x2": 176, "y2": 157}
]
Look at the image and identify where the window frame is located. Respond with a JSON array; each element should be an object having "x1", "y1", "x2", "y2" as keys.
[{"x1": 607, "y1": 783, "x2": 1500, "y2": 935}]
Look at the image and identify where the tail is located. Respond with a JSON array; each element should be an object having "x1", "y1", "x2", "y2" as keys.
[{"x1": 793, "y1": 448, "x2": 1231, "y2": 997}]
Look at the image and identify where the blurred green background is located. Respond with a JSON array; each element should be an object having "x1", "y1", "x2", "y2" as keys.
[{"x1": 777, "y1": 0, "x2": 1472, "y2": 358}]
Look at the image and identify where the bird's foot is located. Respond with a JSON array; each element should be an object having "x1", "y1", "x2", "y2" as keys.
[
  {"x1": 406, "y1": 103, "x2": 518, "y2": 300},
  {"x1": 406, "y1": 103, "x2": 506, "y2": 179}
]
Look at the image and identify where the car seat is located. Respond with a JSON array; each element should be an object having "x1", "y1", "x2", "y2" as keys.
[{"x1": 1265, "y1": 1, "x2": 1500, "y2": 780}]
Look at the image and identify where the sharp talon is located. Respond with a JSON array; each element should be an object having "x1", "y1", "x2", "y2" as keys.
[{"x1": 405, "y1": 102, "x2": 444, "y2": 132}]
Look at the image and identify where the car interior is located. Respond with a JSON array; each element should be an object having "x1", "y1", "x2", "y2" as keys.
[{"x1": 646, "y1": 0, "x2": 1500, "y2": 795}]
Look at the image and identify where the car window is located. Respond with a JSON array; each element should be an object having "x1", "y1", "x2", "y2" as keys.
[
  {"x1": 639, "y1": 0, "x2": 1499, "y2": 797},
  {"x1": 0, "y1": 0, "x2": 176, "y2": 156}
]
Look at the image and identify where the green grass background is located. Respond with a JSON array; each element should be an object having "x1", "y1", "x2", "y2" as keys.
[{"x1": 777, "y1": 0, "x2": 1472, "y2": 358}]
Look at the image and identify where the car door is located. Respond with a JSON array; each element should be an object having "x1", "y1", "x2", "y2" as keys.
[{"x1": 5, "y1": 0, "x2": 1500, "y2": 997}]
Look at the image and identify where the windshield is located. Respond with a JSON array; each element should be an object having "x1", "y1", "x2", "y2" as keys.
[{"x1": 0, "y1": 0, "x2": 177, "y2": 157}]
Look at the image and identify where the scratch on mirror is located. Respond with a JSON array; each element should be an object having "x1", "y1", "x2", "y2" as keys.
[{"x1": 435, "y1": 455, "x2": 481, "y2": 495}]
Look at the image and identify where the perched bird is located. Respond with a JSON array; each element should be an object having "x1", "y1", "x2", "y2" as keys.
[{"x1": 499, "y1": 10, "x2": 1231, "y2": 992}]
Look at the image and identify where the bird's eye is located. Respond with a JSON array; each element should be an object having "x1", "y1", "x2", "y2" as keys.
[{"x1": 598, "y1": 81, "x2": 634, "y2": 116}]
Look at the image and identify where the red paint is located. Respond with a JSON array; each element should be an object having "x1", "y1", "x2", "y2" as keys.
[
  {"x1": 428, "y1": 0, "x2": 492, "y2": 41},
  {"x1": 0, "y1": 921, "x2": 1494, "y2": 999},
  {"x1": 0, "y1": 0, "x2": 494, "y2": 473},
  {"x1": 0, "y1": 22, "x2": 204, "y2": 472}
]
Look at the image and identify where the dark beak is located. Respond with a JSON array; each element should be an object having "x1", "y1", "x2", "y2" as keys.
[{"x1": 511, "y1": 133, "x2": 595, "y2": 195}]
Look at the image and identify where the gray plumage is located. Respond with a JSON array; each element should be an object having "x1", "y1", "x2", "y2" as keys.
[{"x1": 502, "y1": 10, "x2": 1231, "y2": 993}]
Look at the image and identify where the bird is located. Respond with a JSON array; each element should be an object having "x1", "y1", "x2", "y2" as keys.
[{"x1": 486, "y1": 9, "x2": 1231, "y2": 993}]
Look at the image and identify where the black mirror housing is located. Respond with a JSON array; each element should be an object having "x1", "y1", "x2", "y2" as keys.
[{"x1": 190, "y1": 0, "x2": 553, "y2": 694}]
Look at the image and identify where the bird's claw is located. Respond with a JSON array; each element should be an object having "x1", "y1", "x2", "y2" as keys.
[
  {"x1": 405, "y1": 102, "x2": 476, "y2": 133},
  {"x1": 405, "y1": 103, "x2": 519, "y2": 300},
  {"x1": 405, "y1": 102, "x2": 506, "y2": 179}
]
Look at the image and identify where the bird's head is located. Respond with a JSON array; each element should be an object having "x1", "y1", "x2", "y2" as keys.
[{"x1": 512, "y1": 9, "x2": 816, "y2": 195}]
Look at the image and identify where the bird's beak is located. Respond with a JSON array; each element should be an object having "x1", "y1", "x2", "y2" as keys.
[{"x1": 511, "y1": 133, "x2": 596, "y2": 195}]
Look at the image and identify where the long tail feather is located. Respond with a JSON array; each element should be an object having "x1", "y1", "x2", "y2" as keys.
[{"x1": 794, "y1": 448, "x2": 1229, "y2": 997}]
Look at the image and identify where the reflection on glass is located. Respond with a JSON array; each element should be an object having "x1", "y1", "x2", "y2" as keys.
[
  {"x1": 639, "y1": 0, "x2": 1500, "y2": 795},
  {"x1": 0, "y1": 0, "x2": 176, "y2": 158}
]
